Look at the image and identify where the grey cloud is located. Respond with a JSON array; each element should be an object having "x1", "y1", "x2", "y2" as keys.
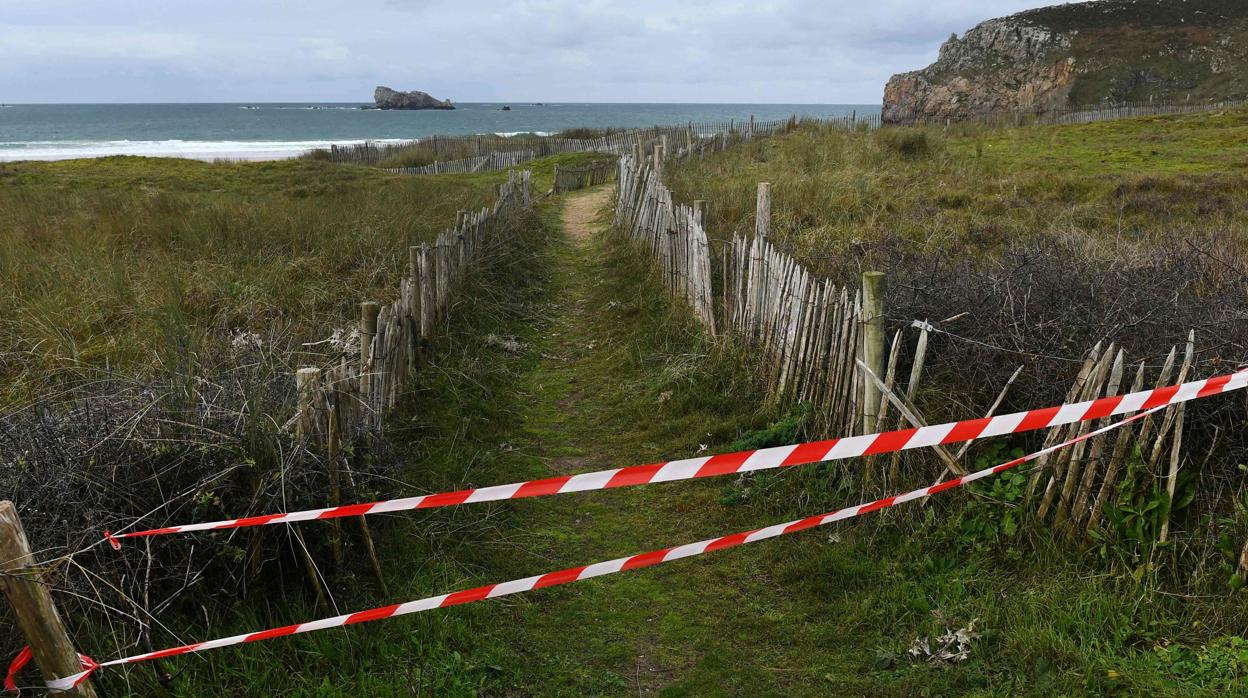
[{"x1": 0, "y1": 0, "x2": 1092, "y2": 103}]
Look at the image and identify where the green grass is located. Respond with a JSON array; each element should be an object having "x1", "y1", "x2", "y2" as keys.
[
  {"x1": 0, "y1": 153, "x2": 592, "y2": 399},
  {"x1": 6, "y1": 121, "x2": 1248, "y2": 695},
  {"x1": 666, "y1": 108, "x2": 1248, "y2": 275},
  {"x1": 97, "y1": 189, "x2": 1248, "y2": 696},
  {"x1": 961, "y1": 108, "x2": 1248, "y2": 174}
]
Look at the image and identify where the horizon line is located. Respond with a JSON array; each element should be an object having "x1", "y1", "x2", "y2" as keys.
[{"x1": 0, "y1": 100, "x2": 884, "y2": 107}]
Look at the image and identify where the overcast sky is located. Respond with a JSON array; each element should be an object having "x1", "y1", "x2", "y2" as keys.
[{"x1": 0, "y1": 1, "x2": 1089, "y2": 104}]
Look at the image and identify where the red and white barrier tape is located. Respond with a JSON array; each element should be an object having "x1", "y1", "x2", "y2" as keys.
[
  {"x1": 28, "y1": 406, "x2": 1162, "y2": 691},
  {"x1": 105, "y1": 370, "x2": 1247, "y2": 546},
  {"x1": 4, "y1": 647, "x2": 95, "y2": 696}
]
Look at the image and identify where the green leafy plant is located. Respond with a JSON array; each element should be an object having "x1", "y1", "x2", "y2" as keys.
[
  {"x1": 958, "y1": 442, "x2": 1027, "y2": 549},
  {"x1": 1152, "y1": 636, "x2": 1248, "y2": 686}
]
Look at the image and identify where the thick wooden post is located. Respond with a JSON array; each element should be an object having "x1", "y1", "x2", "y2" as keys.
[
  {"x1": 755, "y1": 182, "x2": 771, "y2": 239},
  {"x1": 861, "y1": 271, "x2": 886, "y2": 434},
  {"x1": 653, "y1": 142, "x2": 664, "y2": 179},
  {"x1": 692, "y1": 200, "x2": 706, "y2": 227},
  {"x1": 0, "y1": 502, "x2": 99, "y2": 697}
]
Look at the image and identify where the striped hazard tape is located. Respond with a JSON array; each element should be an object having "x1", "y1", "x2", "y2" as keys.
[
  {"x1": 24, "y1": 405, "x2": 1163, "y2": 692},
  {"x1": 105, "y1": 369, "x2": 1248, "y2": 546}
]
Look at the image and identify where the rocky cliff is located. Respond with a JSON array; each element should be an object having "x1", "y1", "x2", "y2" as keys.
[
  {"x1": 373, "y1": 86, "x2": 455, "y2": 110},
  {"x1": 883, "y1": 0, "x2": 1248, "y2": 123}
]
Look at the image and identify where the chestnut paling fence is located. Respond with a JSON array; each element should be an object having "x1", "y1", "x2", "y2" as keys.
[
  {"x1": 552, "y1": 159, "x2": 617, "y2": 194},
  {"x1": 611, "y1": 128, "x2": 1236, "y2": 565},
  {"x1": 885, "y1": 96, "x2": 1248, "y2": 126},
  {"x1": 323, "y1": 114, "x2": 874, "y2": 173},
  {"x1": 293, "y1": 169, "x2": 533, "y2": 445}
]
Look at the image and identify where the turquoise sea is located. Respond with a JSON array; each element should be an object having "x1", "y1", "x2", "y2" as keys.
[{"x1": 0, "y1": 102, "x2": 879, "y2": 161}]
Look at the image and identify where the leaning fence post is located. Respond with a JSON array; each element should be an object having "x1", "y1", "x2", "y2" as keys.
[
  {"x1": 861, "y1": 271, "x2": 887, "y2": 434},
  {"x1": 0, "y1": 501, "x2": 99, "y2": 697},
  {"x1": 755, "y1": 182, "x2": 771, "y2": 239}
]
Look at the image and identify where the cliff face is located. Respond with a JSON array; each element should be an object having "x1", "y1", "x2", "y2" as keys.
[
  {"x1": 882, "y1": 0, "x2": 1248, "y2": 123},
  {"x1": 373, "y1": 86, "x2": 455, "y2": 110}
]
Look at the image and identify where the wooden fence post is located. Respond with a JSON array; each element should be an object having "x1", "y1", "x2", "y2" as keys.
[
  {"x1": 360, "y1": 302, "x2": 380, "y2": 424},
  {"x1": 418, "y1": 244, "x2": 434, "y2": 340},
  {"x1": 295, "y1": 367, "x2": 322, "y2": 444},
  {"x1": 693, "y1": 200, "x2": 706, "y2": 227},
  {"x1": 0, "y1": 502, "x2": 99, "y2": 697},
  {"x1": 755, "y1": 183, "x2": 771, "y2": 239},
  {"x1": 407, "y1": 246, "x2": 422, "y2": 369},
  {"x1": 653, "y1": 142, "x2": 664, "y2": 179},
  {"x1": 861, "y1": 271, "x2": 886, "y2": 434}
]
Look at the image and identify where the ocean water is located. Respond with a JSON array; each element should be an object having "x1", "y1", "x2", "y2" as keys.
[{"x1": 0, "y1": 102, "x2": 879, "y2": 161}]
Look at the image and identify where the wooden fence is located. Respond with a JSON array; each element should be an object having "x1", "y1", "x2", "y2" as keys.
[
  {"x1": 614, "y1": 149, "x2": 717, "y2": 332},
  {"x1": 553, "y1": 159, "x2": 617, "y2": 193},
  {"x1": 612, "y1": 126, "x2": 1214, "y2": 537},
  {"x1": 887, "y1": 96, "x2": 1248, "y2": 127},
  {"x1": 614, "y1": 142, "x2": 877, "y2": 437},
  {"x1": 327, "y1": 114, "x2": 871, "y2": 175},
  {"x1": 1027, "y1": 336, "x2": 1195, "y2": 538},
  {"x1": 293, "y1": 169, "x2": 533, "y2": 446},
  {"x1": 388, "y1": 149, "x2": 540, "y2": 176}
]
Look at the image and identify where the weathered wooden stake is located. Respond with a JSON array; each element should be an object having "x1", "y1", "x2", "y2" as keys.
[
  {"x1": 0, "y1": 502, "x2": 99, "y2": 697},
  {"x1": 692, "y1": 200, "x2": 706, "y2": 226},
  {"x1": 861, "y1": 271, "x2": 886, "y2": 435},
  {"x1": 755, "y1": 182, "x2": 771, "y2": 239},
  {"x1": 360, "y1": 301, "x2": 380, "y2": 416},
  {"x1": 295, "y1": 367, "x2": 321, "y2": 444}
]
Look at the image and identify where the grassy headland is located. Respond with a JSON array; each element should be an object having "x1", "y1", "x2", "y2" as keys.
[{"x1": 2, "y1": 112, "x2": 1248, "y2": 696}]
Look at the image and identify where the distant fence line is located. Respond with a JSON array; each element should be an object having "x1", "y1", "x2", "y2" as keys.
[
  {"x1": 323, "y1": 114, "x2": 875, "y2": 176},
  {"x1": 325, "y1": 96, "x2": 1248, "y2": 178},
  {"x1": 887, "y1": 96, "x2": 1248, "y2": 127},
  {"x1": 553, "y1": 159, "x2": 617, "y2": 193}
]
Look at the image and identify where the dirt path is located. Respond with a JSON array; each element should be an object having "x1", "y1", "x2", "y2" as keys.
[
  {"x1": 561, "y1": 186, "x2": 613, "y2": 246},
  {"x1": 197, "y1": 185, "x2": 859, "y2": 695},
  {"x1": 458, "y1": 186, "x2": 842, "y2": 695}
]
